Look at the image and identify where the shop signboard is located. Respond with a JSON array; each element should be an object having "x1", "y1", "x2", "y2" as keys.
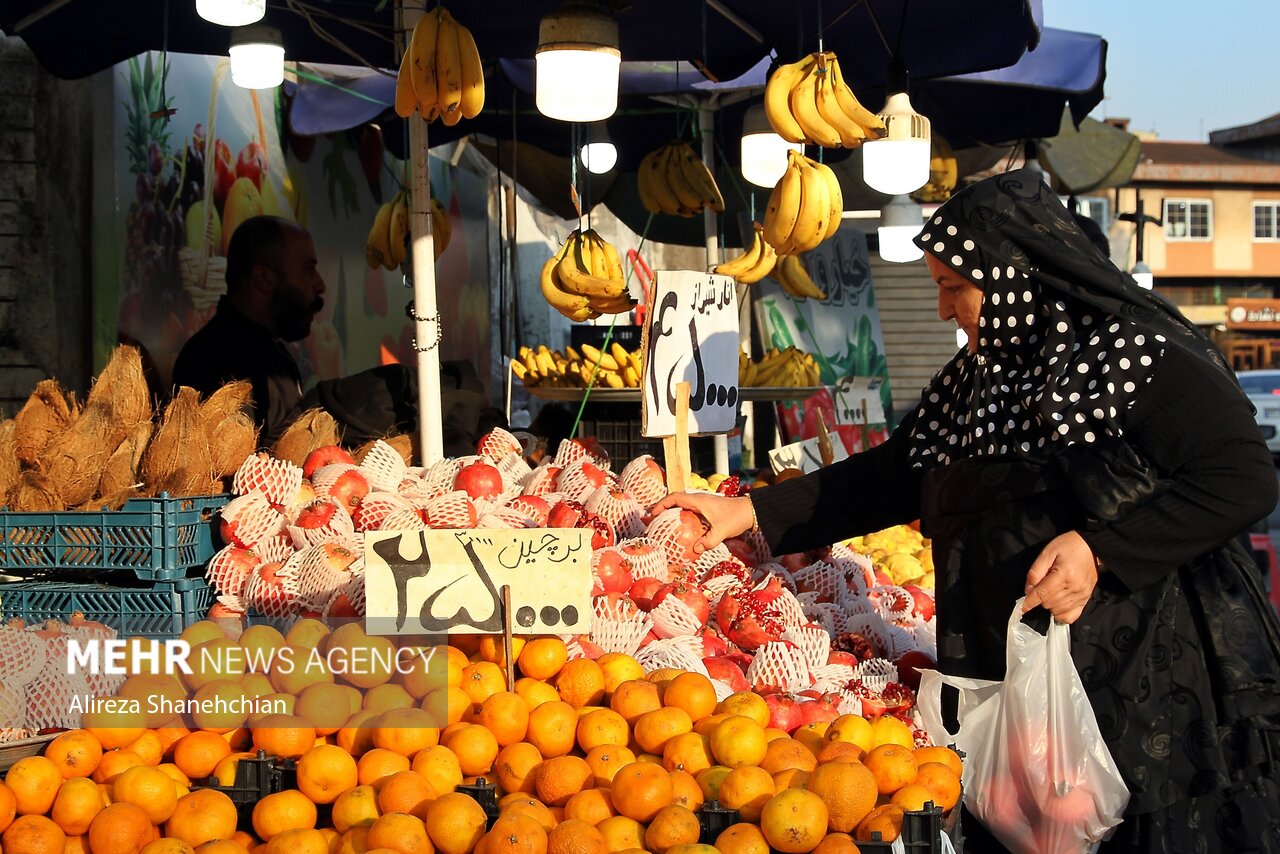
[
  {"x1": 1226, "y1": 298, "x2": 1280, "y2": 331},
  {"x1": 768, "y1": 435, "x2": 850, "y2": 474}
]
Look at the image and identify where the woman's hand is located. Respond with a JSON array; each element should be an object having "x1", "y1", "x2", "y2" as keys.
[
  {"x1": 647, "y1": 493, "x2": 756, "y2": 553},
  {"x1": 1022, "y1": 531, "x2": 1099, "y2": 624}
]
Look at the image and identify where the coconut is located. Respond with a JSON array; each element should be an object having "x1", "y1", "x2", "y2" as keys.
[
  {"x1": 86, "y1": 344, "x2": 153, "y2": 444},
  {"x1": 0, "y1": 420, "x2": 18, "y2": 508},
  {"x1": 141, "y1": 387, "x2": 212, "y2": 496},
  {"x1": 11, "y1": 470, "x2": 61, "y2": 512},
  {"x1": 272, "y1": 408, "x2": 342, "y2": 468},
  {"x1": 97, "y1": 420, "x2": 154, "y2": 507},
  {"x1": 38, "y1": 403, "x2": 113, "y2": 508},
  {"x1": 13, "y1": 379, "x2": 73, "y2": 467},
  {"x1": 209, "y1": 410, "x2": 259, "y2": 479},
  {"x1": 354, "y1": 433, "x2": 415, "y2": 468}
]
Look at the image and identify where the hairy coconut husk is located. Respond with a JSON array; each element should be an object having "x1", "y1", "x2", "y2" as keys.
[
  {"x1": 199, "y1": 380, "x2": 254, "y2": 425},
  {"x1": 13, "y1": 379, "x2": 73, "y2": 467},
  {"x1": 86, "y1": 345, "x2": 153, "y2": 444},
  {"x1": 353, "y1": 433, "x2": 416, "y2": 467},
  {"x1": 141, "y1": 387, "x2": 212, "y2": 497},
  {"x1": 11, "y1": 470, "x2": 61, "y2": 512},
  {"x1": 0, "y1": 420, "x2": 18, "y2": 508},
  {"x1": 38, "y1": 403, "x2": 113, "y2": 508},
  {"x1": 97, "y1": 420, "x2": 154, "y2": 504},
  {"x1": 272, "y1": 408, "x2": 342, "y2": 468},
  {"x1": 209, "y1": 411, "x2": 259, "y2": 479}
]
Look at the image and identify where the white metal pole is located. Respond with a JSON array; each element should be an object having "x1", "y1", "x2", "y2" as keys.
[{"x1": 700, "y1": 106, "x2": 731, "y2": 476}]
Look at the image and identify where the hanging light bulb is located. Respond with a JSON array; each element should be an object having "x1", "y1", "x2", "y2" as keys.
[
  {"x1": 229, "y1": 24, "x2": 284, "y2": 89},
  {"x1": 579, "y1": 122, "x2": 617, "y2": 174},
  {"x1": 877, "y1": 195, "x2": 924, "y2": 263},
  {"x1": 1131, "y1": 261, "x2": 1154, "y2": 290},
  {"x1": 739, "y1": 103, "x2": 803, "y2": 188},
  {"x1": 196, "y1": 0, "x2": 264, "y2": 27},
  {"x1": 536, "y1": 3, "x2": 621, "y2": 123},
  {"x1": 862, "y1": 63, "x2": 931, "y2": 196}
]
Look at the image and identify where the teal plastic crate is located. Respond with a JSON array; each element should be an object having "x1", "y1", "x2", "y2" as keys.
[
  {"x1": 0, "y1": 577, "x2": 213, "y2": 639},
  {"x1": 0, "y1": 493, "x2": 228, "y2": 581}
]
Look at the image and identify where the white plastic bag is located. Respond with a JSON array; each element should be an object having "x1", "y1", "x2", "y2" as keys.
[{"x1": 917, "y1": 599, "x2": 1129, "y2": 854}]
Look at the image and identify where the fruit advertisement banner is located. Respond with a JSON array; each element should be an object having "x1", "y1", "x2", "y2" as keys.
[
  {"x1": 93, "y1": 52, "x2": 493, "y2": 399},
  {"x1": 753, "y1": 228, "x2": 894, "y2": 453}
]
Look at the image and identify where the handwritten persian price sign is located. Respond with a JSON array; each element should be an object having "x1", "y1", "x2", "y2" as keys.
[
  {"x1": 768, "y1": 435, "x2": 850, "y2": 474},
  {"x1": 832, "y1": 376, "x2": 886, "y2": 426},
  {"x1": 363, "y1": 529, "x2": 592, "y2": 636},
  {"x1": 641, "y1": 270, "x2": 740, "y2": 437}
]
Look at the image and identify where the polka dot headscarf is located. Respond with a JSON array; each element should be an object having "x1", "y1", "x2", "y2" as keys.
[{"x1": 904, "y1": 171, "x2": 1180, "y2": 469}]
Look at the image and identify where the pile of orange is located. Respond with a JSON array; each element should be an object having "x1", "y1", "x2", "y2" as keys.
[{"x1": 3, "y1": 618, "x2": 962, "y2": 852}]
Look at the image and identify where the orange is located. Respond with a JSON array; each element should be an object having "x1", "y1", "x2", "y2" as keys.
[
  {"x1": 608, "y1": 681, "x2": 661, "y2": 724},
  {"x1": 412, "y1": 745, "x2": 464, "y2": 797},
  {"x1": 252, "y1": 715, "x2": 318, "y2": 760},
  {"x1": 805, "y1": 761, "x2": 877, "y2": 833},
  {"x1": 239, "y1": 672, "x2": 275, "y2": 702},
  {"x1": 118, "y1": 676, "x2": 186, "y2": 729},
  {"x1": 247, "y1": 695, "x2": 297, "y2": 727},
  {"x1": 912, "y1": 746, "x2": 963, "y2": 779},
  {"x1": 263, "y1": 827, "x2": 329, "y2": 854},
  {"x1": 193, "y1": 842, "x2": 251, "y2": 854},
  {"x1": 6, "y1": 755, "x2": 63, "y2": 815},
  {"x1": 165, "y1": 790, "x2": 238, "y2": 846},
  {"x1": 868, "y1": 716, "x2": 913, "y2": 751},
  {"x1": 460, "y1": 662, "x2": 507, "y2": 705},
  {"x1": 325, "y1": 624, "x2": 396, "y2": 690},
  {"x1": 331, "y1": 785, "x2": 381, "y2": 834},
  {"x1": 336, "y1": 709, "x2": 380, "y2": 757},
  {"x1": 595, "y1": 654, "x2": 644, "y2": 694},
  {"x1": 495, "y1": 742, "x2": 543, "y2": 795},
  {"x1": 547, "y1": 818, "x2": 607, "y2": 854},
  {"x1": 709, "y1": 716, "x2": 767, "y2": 769},
  {"x1": 693, "y1": 765, "x2": 732, "y2": 803},
  {"x1": 595, "y1": 816, "x2": 645, "y2": 853},
  {"x1": 140, "y1": 840, "x2": 197, "y2": 854},
  {"x1": 366, "y1": 811, "x2": 433, "y2": 854},
  {"x1": 297, "y1": 744, "x2": 358, "y2": 805},
  {"x1": 810, "y1": 832, "x2": 861, "y2": 854},
  {"x1": 113, "y1": 765, "x2": 179, "y2": 823},
  {"x1": 500, "y1": 796, "x2": 556, "y2": 832},
  {"x1": 173, "y1": 732, "x2": 234, "y2": 779},
  {"x1": 184, "y1": 637, "x2": 248, "y2": 693},
  {"x1": 83, "y1": 717, "x2": 146, "y2": 750},
  {"x1": 50, "y1": 777, "x2": 103, "y2": 836},
  {"x1": 890, "y1": 783, "x2": 938, "y2": 812},
  {"x1": 854, "y1": 804, "x2": 903, "y2": 843},
  {"x1": 584, "y1": 745, "x2": 634, "y2": 788},
  {"x1": 792, "y1": 723, "x2": 831, "y2": 756},
  {"x1": 252, "y1": 790, "x2": 318, "y2": 841},
  {"x1": 861, "y1": 744, "x2": 918, "y2": 796},
  {"x1": 643, "y1": 805, "x2": 699, "y2": 854},
  {"x1": 422, "y1": 685, "x2": 472, "y2": 727},
  {"x1": 692, "y1": 713, "x2": 730, "y2": 737},
  {"x1": 87, "y1": 802, "x2": 152, "y2": 854},
  {"x1": 484, "y1": 811, "x2": 547, "y2": 854},
  {"x1": 563, "y1": 788, "x2": 615, "y2": 826},
  {"x1": 555, "y1": 660, "x2": 606, "y2": 709},
  {"x1": 238, "y1": 624, "x2": 287, "y2": 671},
  {"x1": 46, "y1": 730, "x2": 103, "y2": 779},
  {"x1": 357, "y1": 748, "x2": 412, "y2": 786},
  {"x1": 759, "y1": 789, "x2": 829, "y2": 854},
  {"x1": 660, "y1": 674, "x2": 716, "y2": 723},
  {"x1": 718, "y1": 766, "x2": 775, "y2": 823},
  {"x1": 93, "y1": 749, "x2": 147, "y2": 783},
  {"x1": 373, "y1": 708, "x2": 441, "y2": 757},
  {"x1": 180, "y1": 619, "x2": 228, "y2": 648},
  {"x1": 665, "y1": 846, "x2": 718, "y2": 854},
  {"x1": 525, "y1": 702, "x2": 578, "y2": 759},
  {"x1": 515, "y1": 678, "x2": 560, "y2": 710},
  {"x1": 211, "y1": 752, "x2": 254, "y2": 788},
  {"x1": 190, "y1": 680, "x2": 249, "y2": 733},
  {"x1": 575, "y1": 710, "x2": 628, "y2": 754},
  {"x1": 765, "y1": 728, "x2": 791, "y2": 743},
  {"x1": 425, "y1": 792, "x2": 487, "y2": 854},
  {"x1": 715, "y1": 823, "x2": 770, "y2": 854},
  {"x1": 124, "y1": 730, "x2": 165, "y2": 767},
  {"x1": 443, "y1": 724, "x2": 501, "y2": 777},
  {"x1": 661, "y1": 732, "x2": 713, "y2": 775},
  {"x1": 645, "y1": 668, "x2": 684, "y2": 687},
  {"x1": 814, "y1": 742, "x2": 863, "y2": 764},
  {"x1": 716, "y1": 692, "x2": 769, "y2": 727},
  {"x1": 476, "y1": 692, "x2": 531, "y2": 747},
  {"x1": 632, "y1": 707, "x2": 692, "y2": 755},
  {"x1": 478, "y1": 635, "x2": 527, "y2": 669},
  {"x1": 773, "y1": 768, "x2": 811, "y2": 793},
  {"x1": 364, "y1": 683, "x2": 416, "y2": 714},
  {"x1": 376, "y1": 770, "x2": 437, "y2": 818},
  {"x1": 517, "y1": 638, "x2": 569, "y2": 682},
  {"x1": 284, "y1": 617, "x2": 329, "y2": 649},
  {"x1": 268, "y1": 645, "x2": 333, "y2": 697},
  {"x1": 535, "y1": 756, "x2": 593, "y2": 807},
  {"x1": 609, "y1": 762, "x2": 674, "y2": 823},
  {"x1": 297, "y1": 683, "x2": 363, "y2": 735},
  {"x1": 913, "y1": 762, "x2": 961, "y2": 812},
  {"x1": 761, "y1": 739, "x2": 817, "y2": 775},
  {"x1": 668, "y1": 770, "x2": 704, "y2": 812},
  {"x1": 154, "y1": 764, "x2": 191, "y2": 787},
  {"x1": 824, "y1": 716, "x2": 873, "y2": 754},
  {"x1": 3, "y1": 814, "x2": 66, "y2": 854},
  {"x1": 228, "y1": 830, "x2": 260, "y2": 850}
]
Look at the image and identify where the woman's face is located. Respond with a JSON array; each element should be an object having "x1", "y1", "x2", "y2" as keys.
[{"x1": 927, "y1": 253, "x2": 984, "y2": 354}]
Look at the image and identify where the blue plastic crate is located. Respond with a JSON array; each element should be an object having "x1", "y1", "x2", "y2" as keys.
[
  {"x1": 0, "y1": 493, "x2": 228, "y2": 581},
  {"x1": 0, "y1": 577, "x2": 213, "y2": 639}
]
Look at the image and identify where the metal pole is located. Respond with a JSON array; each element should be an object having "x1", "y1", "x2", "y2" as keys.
[
  {"x1": 700, "y1": 106, "x2": 731, "y2": 476},
  {"x1": 1134, "y1": 196, "x2": 1145, "y2": 263}
]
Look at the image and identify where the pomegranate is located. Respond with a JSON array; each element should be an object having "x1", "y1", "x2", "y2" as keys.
[
  {"x1": 893, "y1": 650, "x2": 936, "y2": 692},
  {"x1": 547, "y1": 499, "x2": 584, "y2": 529},
  {"x1": 723, "y1": 537, "x2": 759, "y2": 568},
  {"x1": 303, "y1": 445, "x2": 355, "y2": 479},
  {"x1": 797, "y1": 693, "x2": 842, "y2": 726},
  {"x1": 704, "y1": 657, "x2": 749, "y2": 692},
  {"x1": 714, "y1": 576, "x2": 786, "y2": 651},
  {"x1": 453, "y1": 461, "x2": 504, "y2": 500},
  {"x1": 699, "y1": 631, "x2": 730, "y2": 658},
  {"x1": 628, "y1": 577, "x2": 665, "y2": 611},
  {"x1": 826, "y1": 650, "x2": 860, "y2": 668},
  {"x1": 508, "y1": 495, "x2": 550, "y2": 526},
  {"x1": 325, "y1": 468, "x2": 371, "y2": 517},
  {"x1": 902, "y1": 585, "x2": 935, "y2": 621},
  {"x1": 762, "y1": 692, "x2": 806, "y2": 733},
  {"x1": 651, "y1": 582, "x2": 710, "y2": 627},
  {"x1": 592, "y1": 550, "x2": 634, "y2": 596},
  {"x1": 576, "y1": 511, "x2": 615, "y2": 550},
  {"x1": 576, "y1": 637, "x2": 605, "y2": 659}
]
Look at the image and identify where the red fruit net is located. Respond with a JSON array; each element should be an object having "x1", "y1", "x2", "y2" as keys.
[
  {"x1": 354, "y1": 491, "x2": 414, "y2": 532},
  {"x1": 219, "y1": 492, "x2": 286, "y2": 550},
  {"x1": 478, "y1": 427, "x2": 524, "y2": 462},
  {"x1": 583, "y1": 486, "x2": 645, "y2": 538},
  {"x1": 426, "y1": 490, "x2": 477, "y2": 529},
  {"x1": 746, "y1": 641, "x2": 810, "y2": 693},
  {"x1": 205, "y1": 545, "x2": 258, "y2": 598},
  {"x1": 359, "y1": 440, "x2": 410, "y2": 492},
  {"x1": 233, "y1": 452, "x2": 304, "y2": 508},
  {"x1": 619, "y1": 455, "x2": 667, "y2": 509}
]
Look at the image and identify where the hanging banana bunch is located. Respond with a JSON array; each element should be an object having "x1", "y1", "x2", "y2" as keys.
[
  {"x1": 430, "y1": 197, "x2": 452, "y2": 259},
  {"x1": 714, "y1": 223, "x2": 777, "y2": 284},
  {"x1": 912, "y1": 133, "x2": 958, "y2": 203},
  {"x1": 762, "y1": 150, "x2": 843, "y2": 255},
  {"x1": 772, "y1": 254, "x2": 827, "y2": 301},
  {"x1": 637, "y1": 141, "x2": 725, "y2": 217},
  {"x1": 394, "y1": 6, "x2": 485, "y2": 125},
  {"x1": 365, "y1": 192, "x2": 452, "y2": 270},
  {"x1": 540, "y1": 229, "x2": 637, "y2": 322},
  {"x1": 765, "y1": 51, "x2": 885, "y2": 147}
]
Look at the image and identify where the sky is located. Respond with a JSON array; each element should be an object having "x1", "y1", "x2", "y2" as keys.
[{"x1": 1042, "y1": 0, "x2": 1280, "y2": 142}]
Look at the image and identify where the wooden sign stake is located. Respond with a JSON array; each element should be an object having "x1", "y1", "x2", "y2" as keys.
[
  {"x1": 664, "y1": 381, "x2": 692, "y2": 493},
  {"x1": 501, "y1": 584, "x2": 515, "y2": 692},
  {"x1": 815, "y1": 410, "x2": 834, "y2": 467}
]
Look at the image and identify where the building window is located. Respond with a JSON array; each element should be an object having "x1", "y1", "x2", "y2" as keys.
[
  {"x1": 1254, "y1": 202, "x2": 1280, "y2": 241},
  {"x1": 1163, "y1": 198, "x2": 1212, "y2": 241},
  {"x1": 1061, "y1": 196, "x2": 1109, "y2": 226}
]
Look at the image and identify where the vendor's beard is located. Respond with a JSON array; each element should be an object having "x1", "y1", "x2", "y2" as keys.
[{"x1": 272, "y1": 288, "x2": 324, "y2": 342}]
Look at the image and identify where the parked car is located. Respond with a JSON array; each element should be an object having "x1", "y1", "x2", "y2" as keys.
[{"x1": 1237, "y1": 369, "x2": 1280, "y2": 460}]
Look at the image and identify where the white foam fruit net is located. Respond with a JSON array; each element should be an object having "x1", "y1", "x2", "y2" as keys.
[
  {"x1": 853, "y1": 658, "x2": 899, "y2": 693},
  {"x1": 740, "y1": 529, "x2": 773, "y2": 564},
  {"x1": 645, "y1": 508, "x2": 699, "y2": 567},
  {"x1": 478, "y1": 427, "x2": 523, "y2": 462},
  {"x1": 354, "y1": 492, "x2": 414, "y2": 532},
  {"x1": 553, "y1": 438, "x2": 598, "y2": 470},
  {"x1": 746, "y1": 642, "x2": 810, "y2": 693},
  {"x1": 205, "y1": 545, "x2": 258, "y2": 598},
  {"x1": 252, "y1": 531, "x2": 294, "y2": 564},
  {"x1": 636, "y1": 636, "x2": 708, "y2": 676},
  {"x1": 709, "y1": 679, "x2": 736, "y2": 703},
  {"x1": 233, "y1": 453, "x2": 304, "y2": 508},
  {"x1": 590, "y1": 615, "x2": 652, "y2": 656},
  {"x1": 883, "y1": 624, "x2": 919, "y2": 660},
  {"x1": 557, "y1": 460, "x2": 607, "y2": 503},
  {"x1": 619, "y1": 455, "x2": 667, "y2": 509},
  {"x1": 802, "y1": 601, "x2": 845, "y2": 637},
  {"x1": 564, "y1": 637, "x2": 586, "y2": 661},
  {"x1": 691, "y1": 543, "x2": 733, "y2": 578},
  {"x1": 583, "y1": 486, "x2": 645, "y2": 539},
  {"x1": 829, "y1": 543, "x2": 875, "y2": 594},
  {"x1": 218, "y1": 492, "x2": 286, "y2": 550},
  {"x1": 479, "y1": 508, "x2": 535, "y2": 529},
  {"x1": 791, "y1": 561, "x2": 846, "y2": 604},
  {"x1": 617, "y1": 538, "x2": 667, "y2": 581},
  {"x1": 771, "y1": 586, "x2": 809, "y2": 629},
  {"x1": 359, "y1": 440, "x2": 410, "y2": 492},
  {"x1": 287, "y1": 500, "x2": 356, "y2": 549},
  {"x1": 381, "y1": 508, "x2": 428, "y2": 531},
  {"x1": 506, "y1": 496, "x2": 550, "y2": 526},
  {"x1": 781, "y1": 624, "x2": 832, "y2": 671},
  {"x1": 497, "y1": 452, "x2": 532, "y2": 490},
  {"x1": 520, "y1": 463, "x2": 559, "y2": 497},
  {"x1": 907, "y1": 617, "x2": 937, "y2": 658},
  {"x1": 0, "y1": 625, "x2": 49, "y2": 687},
  {"x1": 426, "y1": 491, "x2": 477, "y2": 529},
  {"x1": 26, "y1": 669, "x2": 92, "y2": 731},
  {"x1": 649, "y1": 596, "x2": 704, "y2": 639},
  {"x1": 810, "y1": 663, "x2": 856, "y2": 693},
  {"x1": 422, "y1": 457, "x2": 465, "y2": 499},
  {"x1": 291, "y1": 544, "x2": 358, "y2": 609},
  {"x1": 869, "y1": 585, "x2": 914, "y2": 624},
  {"x1": 702, "y1": 574, "x2": 744, "y2": 600},
  {"x1": 245, "y1": 560, "x2": 297, "y2": 622},
  {"x1": 0, "y1": 684, "x2": 27, "y2": 729},
  {"x1": 844, "y1": 612, "x2": 892, "y2": 659},
  {"x1": 397, "y1": 471, "x2": 437, "y2": 503},
  {"x1": 324, "y1": 575, "x2": 367, "y2": 619},
  {"x1": 310, "y1": 463, "x2": 360, "y2": 497}
]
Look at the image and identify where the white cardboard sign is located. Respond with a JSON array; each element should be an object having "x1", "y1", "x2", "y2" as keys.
[
  {"x1": 363, "y1": 529, "x2": 592, "y2": 636},
  {"x1": 768, "y1": 435, "x2": 850, "y2": 474},
  {"x1": 833, "y1": 375, "x2": 887, "y2": 425},
  {"x1": 641, "y1": 270, "x2": 740, "y2": 437}
]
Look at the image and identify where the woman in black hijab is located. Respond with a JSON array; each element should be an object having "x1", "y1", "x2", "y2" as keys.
[{"x1": 655, "y1": 169, "x2": 1280, "y2": 852}]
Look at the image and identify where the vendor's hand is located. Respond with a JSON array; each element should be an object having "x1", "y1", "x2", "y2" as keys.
[
  {"x1": 648, "y1": 493, "x2": 755, "y2": 553},
  {"x1": 1022, "y1": 531, "x2": 1099, "y2": 624}
]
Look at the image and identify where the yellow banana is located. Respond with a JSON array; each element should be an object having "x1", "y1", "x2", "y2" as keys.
[
  {"x1": 771, "y1": 254, "x2": 801, "y2": 298},
  {"x1": 789, "y1": 59, "x2": 843, "y2": 147},
  {"x1": 714, "y1": 225, "x2": 764, "y2": 279},
  {"x1": 636, "y1": 150, "x2": 662, "y2": 214},
  {"x1": 535, "y1": 349, "x2": 556, "y2": 376},
  {"x1": 763, "y1": 152, "x2": 803, "y2": 251},
  {"x1": 586, "y1": 231, "x2": 611, "y2": 279},
  {"x1": 540, "y1": 240, "x2": 591, "y2": 319},
  {"x1": 580, "y1": 344, "x2": 620, "y2": 372},
  {"x1": 812, "y1": 159, "x2": 844, "y2": 243},
  {"x1": 565, "y1": 345, "x2": 582, "y2": 362},
  {"x1": 789, "y1": 156, "x2": 829, "y2": 253},
  {"x1": 764, "y1": 56, "x2": 815, "y2": 143},
  {"x1": 740, "y1": 230, "x2": 778, "y2": 284},
  {"x1": 394, "y1": 49, "x2": 417, "y2": 118},
  {"x1": 785, "y1": 254, "x2": 827, "y2": 300},
  {"x1": 435, "y1": 9, "x2": 463, "y2": 118},
  {"x1": 430, "y1": 197, "x2": 451, "y2": 258},
  {"x1": 599, "y1": 236, "x2": 626, "y2": 284},
  {"x1": 409, "y1": 8, "x2": 441, "y2": 114},
  {"x1": 677, "y1": 144, "x2": 725, "y2": 212},
  {"x1": 640, "y1": 147, "x2": 681, "y2": 215},
  {"x1": 366, "y1": 201, "x2": 394, "y2": 270},
  {"x1": 815, "y1": 58, "x2": 865, "y2": 148},
  {"x1": 663, "y1": 144, "x2": 703, "y2": 214},
  {"x1": 455, "y1": 18, "x2": 484, "y2": 119},
  {"x1": 610, "y1": 341, "x2": 630, "y2": 367},
  {"x1": 623, "y1": 364, "x2": 641, "y2": 388},
  {"x1": 557, "y1": 233, "x2": 626, "y2": 299},
  {"x1": 388, "y1": 192, "x2": 409, "y2": 267},
  {"x1": 828, "y1": 55, "x2": 886, "y2": 138}
]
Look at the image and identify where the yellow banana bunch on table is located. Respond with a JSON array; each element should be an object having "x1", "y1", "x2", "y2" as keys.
[
  {"x1": 714, "y1": 222, "x2": 777, "y2": 284},
  {"x1": 772, "y1": 254, "x2": 827, "y2": 301},
  {"x1": 637, "y1": 141, "x2": 726, "y2": 217},
  {"x1": 513, "y1": 343, "x2": 645, "y2": 390},
  {"x1": 395, "y1": 6, "x2": 484, "y2": 124},
  {"x1": 541, "y1": 229, "x2": 637, "y2": 321},
  {"x1": 740, "y1": 347, "x2": 822, "y2": 387},
  {"x1": 765, "y1": 50, "x2": 886, "y2": 147},
  {"x1": 365, "y1": 192, "x2": 450, "y2": 270},
  {"x1": 763, "y1": 150, "x2": 843, "y2": 254}
]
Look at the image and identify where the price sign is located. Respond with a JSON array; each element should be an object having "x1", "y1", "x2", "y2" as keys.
[
  {"x1": 832, "y1": 376, "x2": 886, "y2": 425},
  {"x1": 768, "y1": 435, "x2": 849, "y2": 474},
  {"x1": 641, "y1": 270, "x2": 740, "y2": 438},
  {"x1": 363, "y1": 529, "x2": 592, "y2": 636}
]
